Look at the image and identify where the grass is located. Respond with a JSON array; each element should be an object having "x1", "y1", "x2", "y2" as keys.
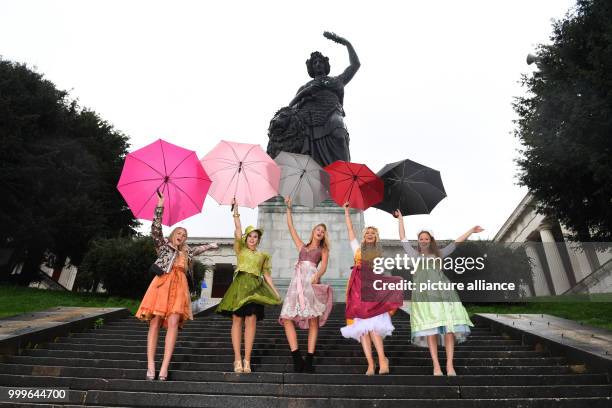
[
  {"x1": 467, "y1": 301, "x2": 612, "y2": 330},
  {"x1": 0, "y1": 284, "x2": 140, "y2": 318}
]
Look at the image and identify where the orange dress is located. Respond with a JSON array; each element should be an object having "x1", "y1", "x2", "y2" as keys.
[{"x1": 135, "y1": 254, "x2": 193, "y2": 329}]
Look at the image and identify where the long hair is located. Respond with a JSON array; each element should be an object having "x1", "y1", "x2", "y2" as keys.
[
  {"x1": 169, "y1": 227, "x2": 189, "y2": 259},
  {"x1": 360, "y1": 226, "x2": 383, "y2": 264},
  {"x1": 305, "y1": 223, "x2": 330, "y2": 252},
  {"x1": 417, "y1": 230, "x2": 441, "y2": 258}
]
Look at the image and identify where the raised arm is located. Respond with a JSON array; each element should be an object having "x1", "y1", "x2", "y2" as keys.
[
  {"x1": 395, "y1": 209, "x2": 419, "y2": 257},
  {"x1": 232, "y1": 199, "x2": 242, "y2": 253},
  {"x1": 151, "y1": 192, "x2": 165, "y2": 253},
  {"x1": 343, "y1": 202, "x2": 356, "y2": 242},
  {"x1": 324, "y1": 31, "x2": 360, "y2": 85},
  {"x1": 285, "y1": 197, "x2": 305, "y2": 251}
]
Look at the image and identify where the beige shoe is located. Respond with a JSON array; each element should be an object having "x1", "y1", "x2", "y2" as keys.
[
  {"x1": 233, "y1": 360, "x2": 243, "y2": 373},
  {"x1": 365, "y1": 365, "x2": 375, "y2": 376},
  {"x1": 242, "y1": 359, "x2": 251, "y2": 373}
]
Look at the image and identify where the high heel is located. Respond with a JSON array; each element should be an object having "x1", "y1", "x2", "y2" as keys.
[
  {"x1": 433, "y1": 368, "x2": 443, "y2": 376},
  {"x1": 233, "y1": 360, "x2": 243, "y2": 373},
  {"x1": 291, "y1": 349, "x2": 304, "y2": 373},
  {"x1": 145, "y1": 369, "x2": 155, "y2": 381},
  {"x1": 158, "y1": 371, "x2": 168, "y2": 381},
  {"x1": 447, "y1": 368, "x2": 457, "y2": 376},
  {"x1": 242, "y1": 359, "x2": 251, "y2": 373},
  {"x1": 365, "y1": 365, "x2": 375, "y2": 376},
  {"x1": 379, "y1": 357, "x2": 389, "y2": 375}
]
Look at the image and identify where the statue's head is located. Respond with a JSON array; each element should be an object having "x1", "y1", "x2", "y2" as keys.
[{"x1": 306, "y1": 52, "x2": 330, "y2": 78}]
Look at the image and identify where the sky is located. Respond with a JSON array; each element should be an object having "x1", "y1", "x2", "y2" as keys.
[{"x1": 0, "y1": 0, "x2": 577, "y2": 240}]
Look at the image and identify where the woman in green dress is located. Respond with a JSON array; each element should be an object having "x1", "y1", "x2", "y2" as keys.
[
  {"x1": 216, "y1": 199, "x2": 282, "y2": 373},
  {"x1": 395, "y1": 209, "x2": 483, "y2": 376}
]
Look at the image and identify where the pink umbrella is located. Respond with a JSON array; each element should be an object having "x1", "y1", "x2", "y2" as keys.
[
  {"x1": 117, "y1": 139, "x2": 212, "y2": 226},
  {"x1": 201, "y1": 140, "x2": 280, "y2": 208}
]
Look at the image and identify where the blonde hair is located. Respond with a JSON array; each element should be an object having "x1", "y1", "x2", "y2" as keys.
[
  {"x1": 306, "y1": 223, "x2": 330, "y2": 252},
  {"x1": 360, "y1": 226, "x2": 380, "y2": 246},
  {"x1": 169, "y1": 227, "x2": 189, "y2": 258},
  {"x1": 359, "y1": 226, "x2": 382, "y2": 264}
]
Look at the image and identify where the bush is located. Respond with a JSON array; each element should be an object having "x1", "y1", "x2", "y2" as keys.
[{"x1": 77, "y1": 237, "x2": 210, "y2": 299}]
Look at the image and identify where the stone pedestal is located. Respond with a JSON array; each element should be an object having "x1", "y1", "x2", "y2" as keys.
[{"x1": 256, "y1": 197, "x2": 364, "y2": 301}]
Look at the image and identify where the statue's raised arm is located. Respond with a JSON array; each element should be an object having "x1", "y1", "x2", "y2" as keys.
[
  {"x1": 267, "y1": 31, "x2": 359, "y2": 167},
  {"x1": 323, "y1": 31, "x2": 360, "y2": 85}
]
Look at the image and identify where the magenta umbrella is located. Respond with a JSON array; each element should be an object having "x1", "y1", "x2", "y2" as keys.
[
  {"x1": 200, "y1": 140, "x2": 280, "y2": 208},
  {"x1": 117, "y1": 139, "x2": 212, "y2": 226}
]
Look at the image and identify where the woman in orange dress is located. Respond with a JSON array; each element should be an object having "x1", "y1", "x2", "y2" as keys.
[{"x1": 136, "y1": 192, "x2": 217, "y2": 381}]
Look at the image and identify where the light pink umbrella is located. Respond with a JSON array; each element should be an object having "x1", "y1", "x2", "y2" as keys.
[
  {"x1": 201, "y1": 140, "x2": 280, "y2": 208},
  {"x1": 117, "y1": 139, "x2": 212, "y2": 226}
]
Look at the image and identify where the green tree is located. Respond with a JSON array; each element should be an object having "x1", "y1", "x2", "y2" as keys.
[
  {"x1": 513, "y1": 0, "x2": 612, "y2": 242},
  {"x1": 0, "y1": 58, "x2": 138, "y2": 284}
]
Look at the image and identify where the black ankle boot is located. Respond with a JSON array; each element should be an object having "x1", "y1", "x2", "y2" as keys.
[
  {"x1": 291, "y1": 349, "x2": 304, "y2": 373},
  {"x1": 303, "y1": 352, "x2": 315, "y2": 373}
]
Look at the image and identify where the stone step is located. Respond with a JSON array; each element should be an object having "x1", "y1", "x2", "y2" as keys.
[
  {"x1": 1, "y1": 385, "x2": 611, "y2": 408},
  {"x1": 20, "y1": 349, "x2": 565, "y2": 366},
  {"x1": 41, "y1": 343, "x2": 548, "y2": 358},
  {"x1": 0, "y1": 364, "x2": 607, "y2": 386},
  {"x1": 55, "y1": 337, "x2": 533, "y2": 351},
  {"x1": 3, "y1": 356, "x2": 577, "y2": 375},
  {"x1": 3, "y1": 374, "x2": 612, "y2": 399}
]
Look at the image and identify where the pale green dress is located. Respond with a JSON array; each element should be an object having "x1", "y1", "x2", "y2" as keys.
[{"x1": 401, "y1": 240, "x2": 473, "y2": 347}]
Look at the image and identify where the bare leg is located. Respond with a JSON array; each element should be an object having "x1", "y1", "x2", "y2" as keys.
[
  {"x1": 427, "y1": 334, "x2": 442, "y2": 375},
  {"x1": 231, "y1": 315, "x2": 244, "y2": 363},
  {"x1": 445, "y1": 333, "x2": 456, "y2": 375},
  {"x1": 159, "y1": 313, "x2": 181, "y2": 378},
  {"x1": 146, "y1": 316, "x2": 162, "y2": 376},
  {"x1": 307, "y1": 317, "x2": 319, "y2": 354},
  {"x1": 371, "y1": 332, "x2": 389, "y2": 374},
  {"x1": 244, "y1": 315, "x2": 257, "y2": 363},
  {"x1": 283, "y1": 319, "x2": 299, "y2": 351},
  {"x1": 360, "y1": 332, "x2": 375, "y2": 375}
]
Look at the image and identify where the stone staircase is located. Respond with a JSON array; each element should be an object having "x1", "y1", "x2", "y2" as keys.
[{"x1": 0, "y1": 304, "x2": 610, "y2": 407}]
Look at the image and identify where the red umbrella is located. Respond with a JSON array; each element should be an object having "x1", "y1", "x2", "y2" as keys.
[
  {"x1": 117, "y1": 139, "x2": 212, "y2": 226},
  {"x1": 324, "y1": 161, "x2": 384, "y2": 210}
]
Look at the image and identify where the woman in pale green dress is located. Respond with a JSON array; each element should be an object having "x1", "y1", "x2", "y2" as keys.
[
  {"x1": 216, "y1": 199, "x2": 282, "y2": 373},
  {"x1": 395, "y1": 209, "x2": 483, "y2": 376}
]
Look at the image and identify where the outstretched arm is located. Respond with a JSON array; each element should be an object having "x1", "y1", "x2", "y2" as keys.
[
  {"x1": 285, "y1": 197, "x2": 305, "y2": 251},
  {"x1": 192, "y1": 242, "x2": 219, "y2": 256},
  {"x1": 324, "y1": 31, "x2": 360, "y2": 85},
  {"x1": 455, "y1": 226, "x2": 484, "y2": 243},
  {"x1": 343, "y1": 202, "x2": 356, "y2": 242}
]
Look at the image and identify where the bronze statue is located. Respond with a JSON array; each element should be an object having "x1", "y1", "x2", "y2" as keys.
[{"x1": 267, "y1": 31, "x2": 360, "y2": 167}]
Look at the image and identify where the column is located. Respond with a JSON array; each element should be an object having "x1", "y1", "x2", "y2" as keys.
[
  {"x1": 539, "y1": 224, "x2": 571, "y2": 294},
  {"x1": 524, "y1": 241, "x2": 550, "y2": 296},
  {"x1": 560, "y1": 225, "x2": 596, "y2": 282}
]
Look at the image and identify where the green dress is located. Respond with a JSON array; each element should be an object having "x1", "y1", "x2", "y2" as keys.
[
  {"x1": 401, "y1": 240, "x2": 473, "y2": 347},
  {"x1": 216, "y1": 237, "x2": 281, "y2": 320}
]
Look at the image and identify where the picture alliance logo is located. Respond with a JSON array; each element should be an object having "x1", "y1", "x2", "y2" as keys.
[{"x1": 372, "y1": 254, "x2": 487, "y2": 275}]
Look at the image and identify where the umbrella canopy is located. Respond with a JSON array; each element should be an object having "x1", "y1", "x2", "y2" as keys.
[
  {"x1": 374, "y1": 158, "x2": 446, "y2": 216},
  {"x1": 275, "y1": 151, "x2": 330, "y2": 208},
  {"x1": 324, "y1": 160, "x2": 384, "y2": 210},
  {"x1": 117, "y1": 139, "x2": 212, "y2": 226},
  {"x1": 201, "y1": 140, "x2": 280, "y2": 208}
]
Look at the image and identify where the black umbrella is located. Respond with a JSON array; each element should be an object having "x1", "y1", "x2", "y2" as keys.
[{"x1": 374, "y1": 158, "x2": 446, "y2": 216}]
